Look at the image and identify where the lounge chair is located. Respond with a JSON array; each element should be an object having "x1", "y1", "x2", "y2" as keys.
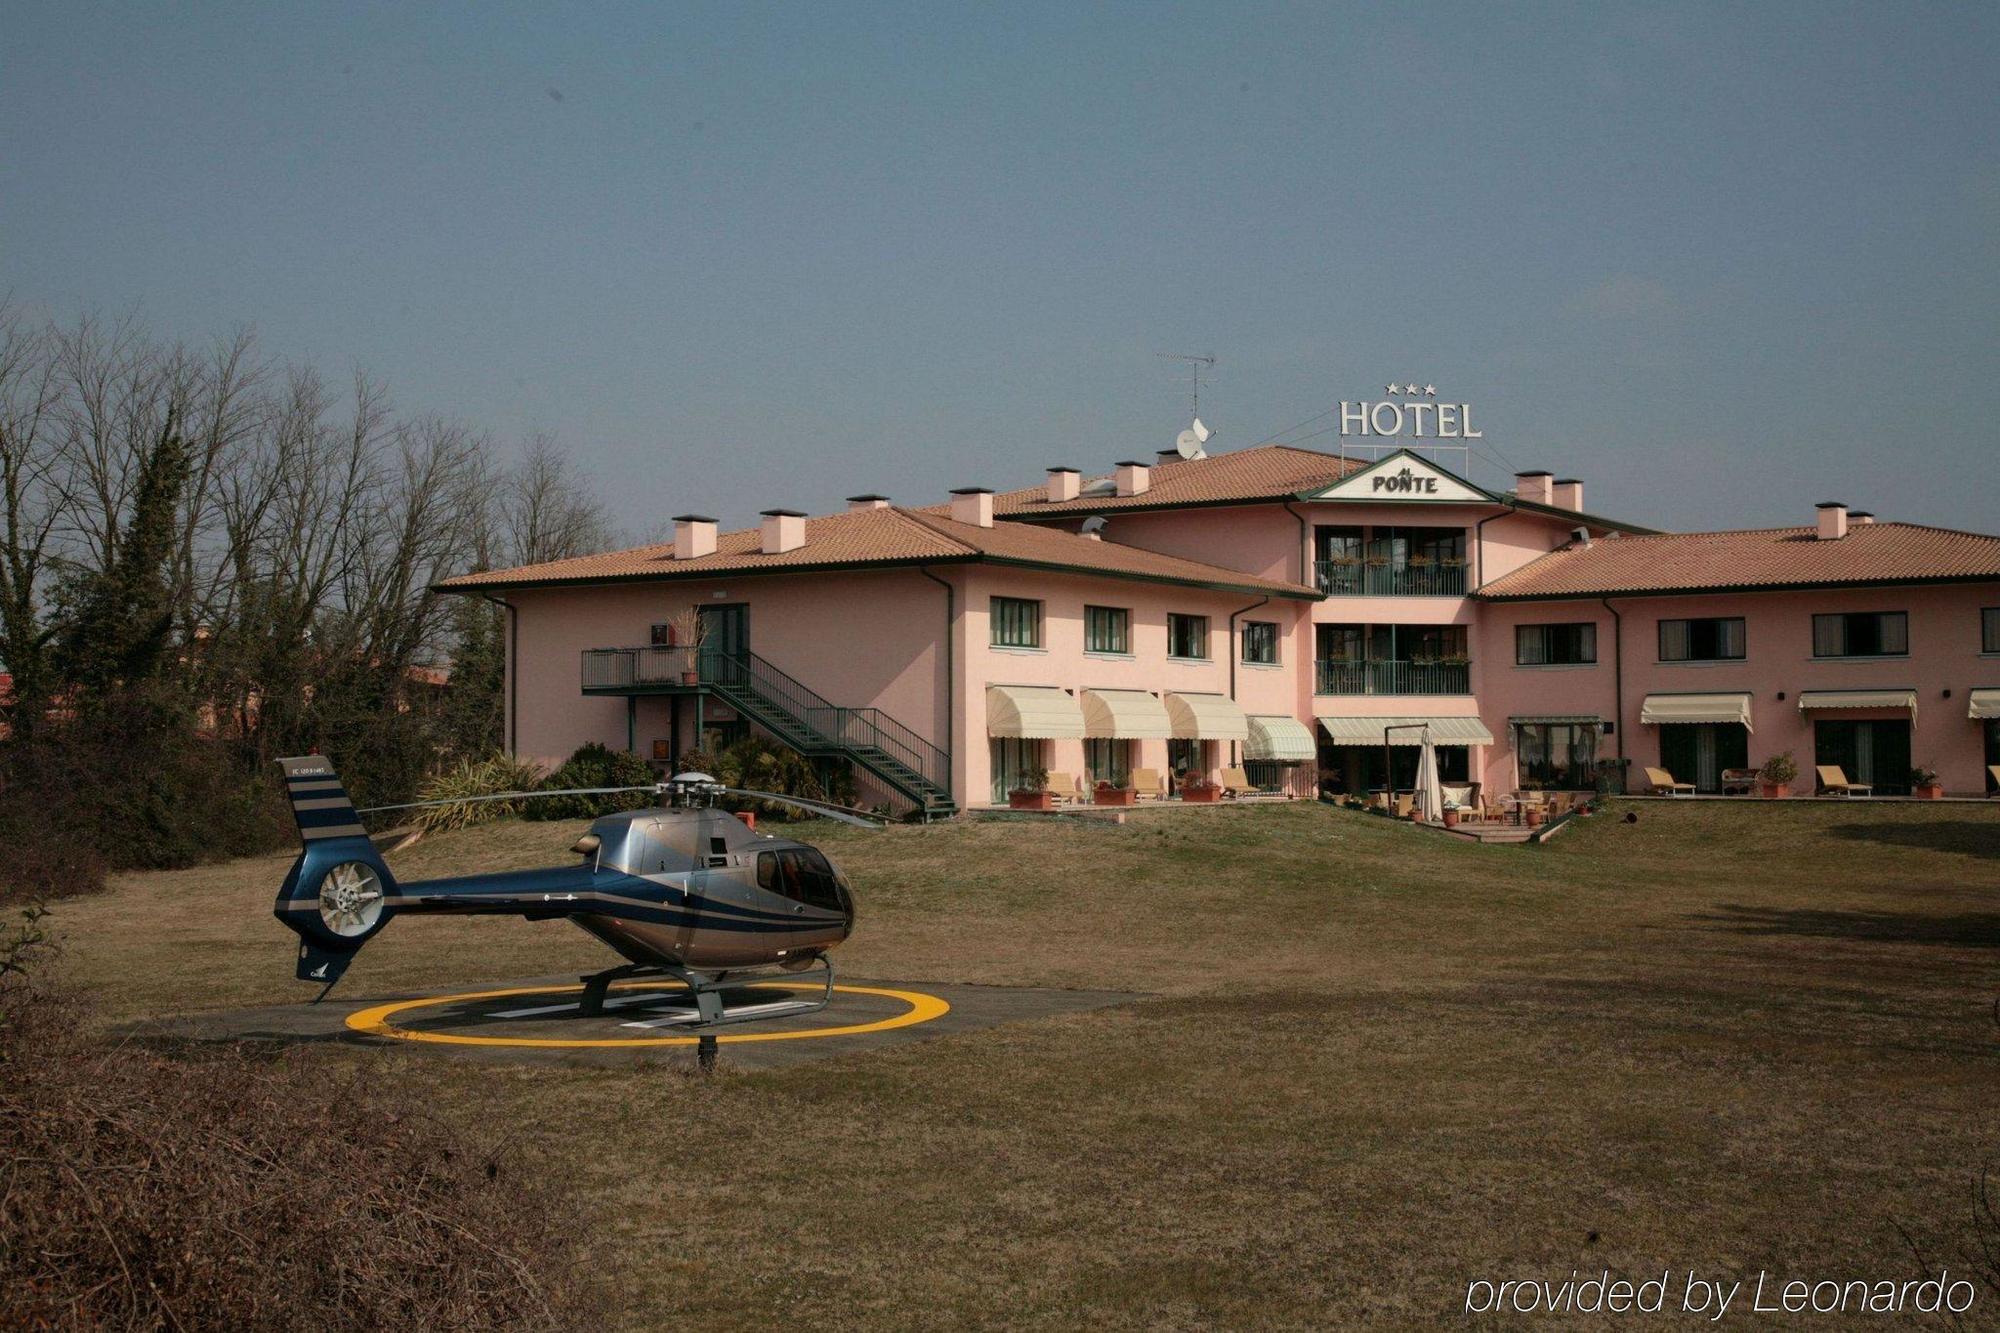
[
  {"x1": 1816, "y1": 765, "x2": 1872, "y2": 797},
  {"x1": 1043, "y1": 771, "x2": 1081, "y2": 806},
  {"x1": 1128, "y1": 767, "x2": 1166, "y2": 801},
  {"x1": 1219, "y1": 766, "x2": 1255, "y2": 798},
  {"x1": 1644, "y1": 766, "x2": 1696, "y2": 797},
  {"x1": 1989, "y1": 765, "x2": 2000, "y2": 797},
  {"x1": 1393, "y1": 793, "x2": 1414, "y2": 819}
]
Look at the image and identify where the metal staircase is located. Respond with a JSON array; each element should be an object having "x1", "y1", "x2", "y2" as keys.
[{"x1": 700, "y1": 649, "x2": 957, "y2": 819}]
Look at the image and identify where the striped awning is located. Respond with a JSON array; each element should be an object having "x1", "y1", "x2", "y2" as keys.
[
  {"x1": 1245, "y1": 715, "x2": 1317, "y2": 762},
  {"x1": 1797, "y1": 689, "x2": 1917, "y2": 716},
  {"x1": 1970, "y1": 689, "x2": 2000, "y2": 721},
  {"x1": 1164, "y1": 691, "x2": 1249, "y2": 741},
  {"x1": 1079, "y1": 688, "x2": 1173, "y2": 739},
  {"x1": 986, "y1": 685, "x2": 1085, "y2": 739},
  {"x1": 1640, "y1": 692, "x2": 1754, "y2": 732},
  {"x1": 1318, "y1": 715, "x2": 1496, "y2": 746}
]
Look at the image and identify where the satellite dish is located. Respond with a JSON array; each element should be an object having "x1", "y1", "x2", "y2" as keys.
[
  {"x1": 1191, "y1": 417, "x2": 1212, "y2": 445},
  {"x1": 1174, "y1": 429, "x2": 1205, "y2": 460}
]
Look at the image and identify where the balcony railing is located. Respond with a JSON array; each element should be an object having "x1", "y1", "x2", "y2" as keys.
[
  {"x1": 1314, "y1": 559, "x2": 1468, "y2": 597},
  {"x1": 1314, "y1": 659, "x2": 1472, "y2": 695},
  {"x1": 582, "y1": 645, "x2": 697, "y2": 690}
]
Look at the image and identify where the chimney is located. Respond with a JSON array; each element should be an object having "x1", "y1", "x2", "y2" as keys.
[
  {"x1": 1514, "y1": 470, "x2": 1554, "y2": 505},
  {"x1": 673, "y1": 514, "x2": 717, "y2": 560},
  {"x1": 1114, "y1": 460, "x2": 1151, "y2": 497},
  {"x1": 1156, "y1": 448, "x2": 1183, "y2": 464},
  {"x1": 1045, "y1": 466, "x2": 1080, "y2": 503},
  {"x1": 846, "y1": 493, "x2": 890, "y2": 511},
  {"x1": 759, "y1": 508, "x2": 807, "y2": 554},
  {"x1": 1815, "y1": 501, "x2": 1848, "y2": 541},
  {"x1": 1551, "y1": 478, "x2": 1584, "y2": 511},
  {"x1": 1849, "y1": 510, "x2": 1876, "y2": 526},
  {"x1": 950, "y1": 486, "x2": 995, "y2": 528}
]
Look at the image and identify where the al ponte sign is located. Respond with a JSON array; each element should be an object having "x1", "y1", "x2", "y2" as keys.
[
  {"x1": 1301, "y1": 449, "x2": 1489, "y2": 504},
  {"x1": 1341, "y1": 383, "x2": 1482, "y2": 439}
]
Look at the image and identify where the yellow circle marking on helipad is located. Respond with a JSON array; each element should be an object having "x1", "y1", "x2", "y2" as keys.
[{"x1": 344, "y1": 980, "x2": 949, "y2": 1049}]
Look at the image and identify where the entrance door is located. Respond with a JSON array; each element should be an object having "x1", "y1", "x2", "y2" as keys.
[
  {"x1": 1814, "y1": 719, "x2": 1912, "y2": 795},
  {"x1": 1659, "y1": 724, "x2": 1749, "y2": 793},
  {"x1": 697, "y1": 604, "x2": 749, "y2": 684}
]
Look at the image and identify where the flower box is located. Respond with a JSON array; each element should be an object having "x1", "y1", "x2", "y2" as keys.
[
  {"x1": 1758, "y1": 781, "x2": 1790, "y2": 799},
  {"x1": 1180, "y1": 783, "x2": 1221, "y2": 803},
  {"x1": 1008, "y1": 790, "x2": 1057, "y2": 811},
  {"x1": 1912, "y1": 782, "x2": 1943, "y2": 800},
  {"x1": 1094, "y1": 785, "x2": 1137, "y2": 806}
]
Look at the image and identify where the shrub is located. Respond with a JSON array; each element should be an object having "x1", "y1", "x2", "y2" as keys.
[
  {"x1": 711, "y1": 734, "x2": 854, "y2": 816},
  {"x1": 525, "y1": 742, "x2": 656, "y2": 820},
  {"x1": 1758, "y1": 751, "x2": 1799, "y2": 786},
  {"x1": 0, "y1": 908, "x2": 599, "y2": 1328},
  {"x1": 411, "y1": 754, "x2": 547, "y2": 834}
]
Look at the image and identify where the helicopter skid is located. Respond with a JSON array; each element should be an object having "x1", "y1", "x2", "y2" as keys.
[{"x1": 575, "y1": 955, "x2": 835, "y2": 1032}]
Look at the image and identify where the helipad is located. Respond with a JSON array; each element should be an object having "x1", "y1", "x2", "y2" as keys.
[{"x1": 151, "y1": 975, "x2": 1141, "y2": 1071}]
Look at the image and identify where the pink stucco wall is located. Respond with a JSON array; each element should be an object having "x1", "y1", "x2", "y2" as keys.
[{"x1": 1476, "y1": 582, "x2": 2000, "y2": 794}]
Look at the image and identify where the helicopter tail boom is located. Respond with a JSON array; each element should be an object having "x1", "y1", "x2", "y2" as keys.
[{"x1": 273, "y1": 757, "x2": 399, "y2": 986}]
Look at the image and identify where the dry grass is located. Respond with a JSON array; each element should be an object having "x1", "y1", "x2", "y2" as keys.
[{"x1": 48, "y1": 799, "x2": 2000, "y2": 1327}]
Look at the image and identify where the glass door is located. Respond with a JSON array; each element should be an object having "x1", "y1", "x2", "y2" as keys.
[{"x1": 697, "y1": 603, "x2": 750, "y2": 683}]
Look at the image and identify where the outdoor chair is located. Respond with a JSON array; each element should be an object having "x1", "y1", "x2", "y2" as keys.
[
  {"x1": 1720, "y1": 768, "x2": 1759, "y2": 796},
  {"x1": 1989, "y1": 765, "x2": 2000, "y2": 797},
  {"x1": 1219, "y1": 766, "x2": 1255, "y2": 798},
  {"x1": 1043, "y1": 771, "x2": 1081, "y2": 806},
  {"x1": 1128, "y1": 767, "x2": 1166, "y2": 801},
  {"x1": 1816, "y1": 765, "x2": 1872, "y2": 797},
  {"x1": 1393, "y1": 793, "x2": 1415, "y2": 819},
  {"x1": 1644, "y1": 766, "x2": 1696, "y2": 797}
]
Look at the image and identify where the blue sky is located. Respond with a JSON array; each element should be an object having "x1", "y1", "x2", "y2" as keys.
[{"x1": 6, "y1": 1, "x2": 1996, "y2": 536}]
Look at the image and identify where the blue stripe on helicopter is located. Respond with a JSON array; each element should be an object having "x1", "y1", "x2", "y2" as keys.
[{"x1": 293, "y1": 805, "x2": 363, "y2": 829}]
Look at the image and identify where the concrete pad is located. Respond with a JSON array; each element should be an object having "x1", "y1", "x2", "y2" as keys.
[{"x1": 139, "y1": 975, "x2": 1144, "y2": 1073}]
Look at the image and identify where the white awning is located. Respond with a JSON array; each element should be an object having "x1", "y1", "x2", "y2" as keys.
[
  {"x1": 1318, "y1": 715, "x2": 1495, "y2": 746},
  {"x1": 1164, "y1": 691, "x2": 1249, "y2": 741},
  {"x1": 1245, "y1": 715, "x2": 1317, "y2": 762},
  {"x1": 1797, "y1": 689, "x2": 1917, "y2": 717},
  {"x1": 986, "y1": 685, "x2": 1085, "y2": 738},
  {"x1": 1967, "y1": 689, "x2": 2000, "y2": 720},
  {"x1": 1640, "y1": 692, "x2": 1754, "y2": 732},
  {"x1": 1079, "y1": 688, "x2": 1173, "y2": 738}
]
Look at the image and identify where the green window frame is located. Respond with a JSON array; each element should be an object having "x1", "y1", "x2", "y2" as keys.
[
  {"x1": 991, "y1": 596, "x2": 1043, "y2": 649},
  {"x1": 1168, "y1": 613, "x2": 1210, "y2": 661},
  {"x1": 1515, "y1": 622, "x2": 1596, "y2": 666},
  {"x1": 1084, "y1": 605, "x2": 1129, "y2": 655},
  {"x1": 1241, "y1": 620, "x2": 1279, "y2": 664},
  {"x1": 1084, "y1": 737, "x2": 1130, "y2": 787},
  {"x1": 1983, "y1": 607, "x2": 1999, "y2": 654},
  {"x1": 1811, "y1": 611, "x2": 1907, "y2": 658},
  {"x1": 1658, "y1": 616, "x2": 1745, "y2": 662}
]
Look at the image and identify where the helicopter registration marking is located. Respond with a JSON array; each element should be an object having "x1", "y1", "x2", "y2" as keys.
[{"x1": 345, "y1": 981, "x2": 948, "y2": 1049}]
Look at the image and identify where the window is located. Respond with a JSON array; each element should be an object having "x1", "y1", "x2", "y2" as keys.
[
  {"x1": 1516, "y1": 622, "x2": 1597, "y2": 666},
  {"x1": 1812, "y1": 611, "x2": 1907, "y2": 658},
  {"x1": 1659, "y1": 617, "x2": 1746, "y2": 662},
  {"x1": 1084, "y1": 605, "x2": 1129, "y2": 654},
  {"x1": 1241, "y1": 620, "x2": 1279, "y2": 664},
  {"x1": 1515, "y1": 722, "x2": 1601, "y2": 789},
  {"x1": 757, "y1": 849, "x2": 843, "y2": 910},
  {"x1": 1984, "y1": 607, "x2": 1999, "y2": 654},
  {"x1": 988, "y1": 737, "x2": 1041, "y2": 804},
  {"x1": 1168, "y1": 613, "x2": 1209, "y2": 660},
  {"x1": 1084, "y1": 738, "x2": 1130, "y2": 787},
  {"x1": 649, "y1": 622, "x2": 673, "y2": 647},
  {"x1": 991, "y1": 596, "x2": 1042, "y2": 648}
]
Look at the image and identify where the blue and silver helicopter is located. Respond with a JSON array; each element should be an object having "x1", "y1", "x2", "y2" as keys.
[{"x1": 272, "y1": 756, "x2": 873, "y2": 1060}]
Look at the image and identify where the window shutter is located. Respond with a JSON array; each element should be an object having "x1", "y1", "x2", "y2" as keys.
[
  {"x1": 1659, "y1": 619, "x2": 1689, "y2": 661},
  {"x1": 1813, "y1": 615, "x2": 1842, "y2": 657},
  {"x1": 1718, "y1": 618, "x2": 1744, "y2": 659},
  {"x1": 1879, "y1": 613, "x2": 1908, "y2": 655}
]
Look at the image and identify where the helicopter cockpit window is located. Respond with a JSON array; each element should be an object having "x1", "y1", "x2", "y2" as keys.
[
  {"x1": 787, "y1": 849, "x2": 844, "y2": 912},
  {"x1": 756, "y1": 851, "x2": 780, "y2": 893}
]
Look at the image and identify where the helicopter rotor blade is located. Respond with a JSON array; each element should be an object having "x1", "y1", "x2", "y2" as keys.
[
  {"x1": 716, "y1": 787, "x2": 886, "y2": 828},
  {"x1": 356, "y1": 786, "x2": 656, "y2": 816}
]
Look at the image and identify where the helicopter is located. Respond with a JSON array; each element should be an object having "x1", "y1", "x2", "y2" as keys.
[{"x1": 272, "y1": 755, "x2": 877, "y2": 1065}]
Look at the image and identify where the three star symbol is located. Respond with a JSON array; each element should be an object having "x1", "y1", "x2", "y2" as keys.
[{"x1": 1385, "y1": 383, "x2": 1438, "y2": 397}]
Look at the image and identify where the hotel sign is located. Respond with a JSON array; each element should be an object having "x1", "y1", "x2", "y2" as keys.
[
  {"x1": 1340, "y1": 383, "x2": 1482, "y2": 439},
  {"x1": 1300, "y1": 450, "x2": 1489, "y2": 504}
]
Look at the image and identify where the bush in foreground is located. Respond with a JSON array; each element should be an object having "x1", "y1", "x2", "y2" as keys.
[
  {"x1": 526, "y1": 742, "x2": 655, "y2": 820},
  {"x1": 0, "y1": 909, "x2": 597, "y2": 1329},
  {"x1": 412, "y1": 753, "x2": 548, "y2": 834}
]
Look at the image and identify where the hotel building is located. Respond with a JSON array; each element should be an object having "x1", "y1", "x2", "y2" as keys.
[{"x1": 440, "y1": 445, "x2": 2000, "y2": 814}]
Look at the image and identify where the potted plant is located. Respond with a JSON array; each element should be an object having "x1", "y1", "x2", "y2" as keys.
[
  {"x1": 1008, "y1": 766, "x2": 1056, "y2": 811},
  {"x1": 1094, "y1": 779, "x2": 1136, "y2": 807},
  {"x1": 668, "y1": 605, "x2": 707, "y2": 684},
  {"x1": 1181, "y1": 775, "x2": 1222, "y2": 803},
  {"x1": 1757, "y1": 751, "x2": 1797, "y2": 799},
  {"x1": 1441, "y1": 800, "x2": 1461, "y2": 829},
  {"x1": 1909, "y1": 765, "x2": 1943, "y2": 800}
]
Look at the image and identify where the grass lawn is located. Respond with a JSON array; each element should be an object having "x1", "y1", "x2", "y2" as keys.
[{"x1": 49, "y1": 799, "x2": 2000, "y2": 1327}]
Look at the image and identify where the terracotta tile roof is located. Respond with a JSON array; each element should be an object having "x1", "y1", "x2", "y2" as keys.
[
  {"x1": 960, "y1": 444, "x2": 1369, "y2": 517},
  {"x1": 1477, "y1": 522, "x2": 2000, "y2": 600},
  {"x1": 437, "y1": 504, "x2": 1319, "y2": 599}
]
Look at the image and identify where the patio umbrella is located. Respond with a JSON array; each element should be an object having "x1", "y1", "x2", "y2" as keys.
[{"x1": 1413, "y1": 725, "x2": 1445, "y2": 822}]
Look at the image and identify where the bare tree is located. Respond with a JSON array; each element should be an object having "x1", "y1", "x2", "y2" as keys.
[
  {"x1": 0, "y1": 302, "x2": 68, "y2": 733},
  {"x1": 500, "y1": 431, "x2": 610, "y2": 567}
]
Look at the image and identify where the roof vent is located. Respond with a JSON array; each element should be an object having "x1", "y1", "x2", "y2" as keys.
[
  {"x1": 1570, "y1": 525, "x2": 1592, "y2": 549},
  {"x1": 1045, "y1": 467, "x2": 1080, "y2": 504},
  {"x1": 950, "y1": 486, "x2": 995, "y2": 528},
  {"x1": 1514, "y1": 470, "x2": 1554, "y2": 505},
  {"x1": 1815, "y1": 501, "x2": 1848, "y2": 541},
  {"x1": 846, "y1": 494, "x2": 890, "y2": 511},
  {"x1": 673, "y1": 514, "x2": 717, "y2": 560},
  {"x1": 759, "y1": 509, "x2": 807, "y2": 554},
  {"x1": 1551, "y1": 478, "x2": 1584, "y2": 511},
  {"x1": 1114, "y1": 460, "x2": 1151, "y2": 498}
]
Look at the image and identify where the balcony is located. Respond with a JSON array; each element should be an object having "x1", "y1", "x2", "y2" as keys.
[
  {"x1": 582, "y1": 646, "x2": 698, "y2": 691},
  {"x1": 1314, "y1": 559, "x2": 1468, "y2": 597},
  {"x1": 1315, "y1": 659, "x2": 1472, "y2": 696}
]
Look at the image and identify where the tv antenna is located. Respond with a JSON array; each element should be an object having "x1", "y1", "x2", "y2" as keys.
[{"x1": 1156, "y1": 352, "x2": 1216, "y2": 418}]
